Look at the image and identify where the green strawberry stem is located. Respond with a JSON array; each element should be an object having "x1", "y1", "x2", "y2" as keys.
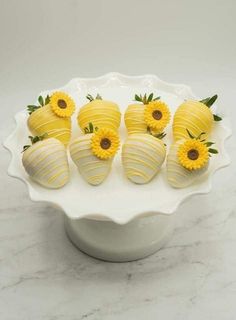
[
  {"x1": 86, "y1": 94, "x2": 102, "y2": 102},
  {"x1": 84, "y1": 122, "x2": 98, "y2": 134},
  {"x1": 199, "y1": 94, "x2": 222, "y2": 122},
  {"x1": 153, "y1": 132, "x2": 166, "y2": 139},
  {"x1": 147, "y1": 127, "x2": 166, "y2": 140},
  {"x1": 200, "y1": 94, "x2": 218, "y2": 107},
  {"x1": 213, "y1": 114, "x2": 222, "y2": 121},
  {"x1": 134, "y1": 93, "x2": 160, "y2": 104},
  {"x1": 27, "y1": 95, "x2": 50, "y2": 115},
  {"x1": 186, "y1": 129, "x2": 218, "y2": 155},
  {"x1": 22, "y1": 133, "x2": 48, "y2": 152}
]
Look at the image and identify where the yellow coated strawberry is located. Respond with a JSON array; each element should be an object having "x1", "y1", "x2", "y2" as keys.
[
  {"x1": 122, "y1": 133, "x2": 166, "y2": 184},
  {"x1": 167, "y1": 134, "x2": 218, "y2": 188},
  {"x1": 22, "y1": 136, "x2": 69, "y2": 189},
  {"x1": 27, "y1": 92, "x2": 75, "y2": 146},
  {"x1": 167, "y1": 140, "x2": 208, "y2": 188},
  {"x1": 70, "y1": 124, "x2": 120, "y2": 185},
  {"x1": 77, "y1": 94, "x2": 121, "y2": 133},
  {"x1": 173, "y1": 95, "x2": 221, "y2": 141},
  {"x1": 124, "y1": 93, "x2": 170, "y2": 135}
]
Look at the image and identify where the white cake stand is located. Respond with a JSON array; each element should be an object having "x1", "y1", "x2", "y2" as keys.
[{"x1": 4, "y1": 73, "x2": 231, "y2": 262}]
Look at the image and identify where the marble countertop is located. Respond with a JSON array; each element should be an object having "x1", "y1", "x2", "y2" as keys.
[
  {"x1": 1, "y1": 0, "x2": 236, "y2": 319},
  {"x1": 1, "y1": 161, "x2": 235, "y2": 320}
]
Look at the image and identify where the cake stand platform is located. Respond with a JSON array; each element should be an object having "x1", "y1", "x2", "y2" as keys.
[
  {"x1": 65, "y1": 214, "x2": 175, "y2": 262},
  {"x1": 4, "y1": 73, "x2": 231, "y2": 262}
]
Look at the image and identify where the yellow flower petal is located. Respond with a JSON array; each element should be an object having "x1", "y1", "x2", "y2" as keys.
[
  {"x1": 91, "y1": 128, "x2": 120, "y2": 160},
  {"x1": 177, "y1": 139, "x2": 209, "y2": 170},
  {"x1": 50, "y1": 92, "x2": 75, "y2": 118},
  {"x1": 144, "y1": 100, "x2": 170, "y2": 132}
]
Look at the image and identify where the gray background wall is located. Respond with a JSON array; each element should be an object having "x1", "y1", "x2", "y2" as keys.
[{"x1": 0, "y1": 1, "x2": 235, "y2": 319}]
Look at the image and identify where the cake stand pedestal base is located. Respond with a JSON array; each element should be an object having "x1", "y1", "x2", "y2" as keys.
[{"x1": 64, "y1": 213, "x2": 175, "y2": 262}]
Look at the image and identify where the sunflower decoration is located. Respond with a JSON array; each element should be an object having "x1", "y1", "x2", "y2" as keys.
[
  {"x1": 27, "y1": 92, "x2": 76, "y2": 146},
  {"x1": 124, "y1": 93, "x2": 171, "y2": 135},
  {"x1": 177, "y1": 130, "x2": 218, "y2": 171},
  {"x1": 91, "y1": 127, "x2": 120, "y2": 160},
  {"x1": 50, "y1": 92, "x2": 75, "y2": 118},
  {"x1": 144, "y1": 100, "x2": 171, "y2": 133}
]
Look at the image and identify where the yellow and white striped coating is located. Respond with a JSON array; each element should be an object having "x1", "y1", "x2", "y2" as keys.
[
  {"x1": 22, "y1": 138, "x2": 69, "y2": 189},
  {"x1": 122, "y1": 133, "x2": 166, "y2": 184},
  {"x1": 167, "y1": 140, "x2": 208, "y2": 188},
  {"x1": 77, "y1": 100, "x2": 121, "y2": 132},
  {"x1": 27, "y1": 105, "x2": 72, "y2": 146},
  {"x1": 124, "y1": 104, "x2": 147, "y2": 134},
  {"x1": 69, "y1": 134, "x2": 113, "y2": 186},
  {"x1": 173, "y1": 100, "x2": 214, "y2": 141}
]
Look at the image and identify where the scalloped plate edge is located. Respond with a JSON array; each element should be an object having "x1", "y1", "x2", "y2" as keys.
[{"x1": 3, "y1": 73, "x2": 232, "y2": 224}]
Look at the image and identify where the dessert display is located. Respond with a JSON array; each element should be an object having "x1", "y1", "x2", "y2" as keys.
[
  {"x1": 19, "y1": 86, "x2": 222, "y2": 190},
  {"x1": 124, "y1": 93, "x2": 171, "y2": 134},
  {"x1": 27, "y1": 92, "x2": 75, "y2": 146},
  {"x1": 122, "y1": 133, "x2": 166, "y2": 184},
  {"x1": 173, "y1": 95, "x2": 222, "y2": 141},
  {"x1": 70, "y1": 124, "x2": 120, "y2": 185},
  {"x1": 22, "y1": 136, "x2": 69, "y2": 188},
  {"x1": 77, "y1": 94, "x2": 121, "y2": 132},
  {"x1": 4, "y1": 73, "x2": 230, "y2": 263},
  {"x1": 167, "y1": 131, "x2": 218, "y2": 188}
]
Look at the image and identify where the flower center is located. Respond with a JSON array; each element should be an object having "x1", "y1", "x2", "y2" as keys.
[
  {"x1": 152, "y1": 110, "x2": 162, "y2": 120},
  {"x1": 187, "y1": 149, "x2": 199, "y2": 160},
  {"x1": 100, "y1": 138, "x2": 111, "y2": 150},
  {"x1": 57, "y1": 99, "x2": 67, "y2": 109}
]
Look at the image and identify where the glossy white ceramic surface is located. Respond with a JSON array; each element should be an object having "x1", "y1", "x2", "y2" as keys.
[{"x1": 65, "y1": 213, "x2": 175, "y2": 262}]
